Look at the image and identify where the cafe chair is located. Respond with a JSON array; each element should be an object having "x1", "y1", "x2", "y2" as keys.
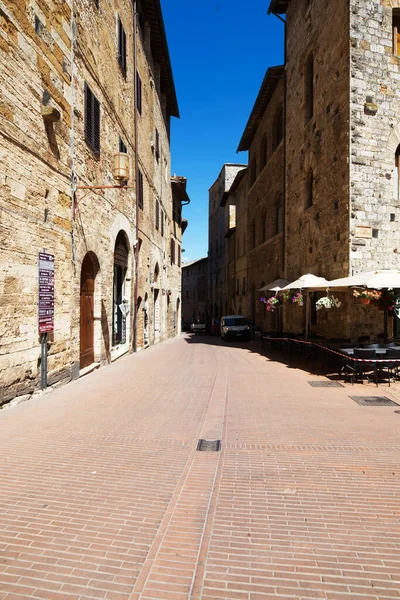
[
  {"x1": 380, "y1": 349, "x2": 400, "y2": 385},
  {"x1": 351, "y1": 348, "x2": 377, "y2": 385}
]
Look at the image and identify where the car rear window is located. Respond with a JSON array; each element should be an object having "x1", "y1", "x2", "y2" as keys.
[{"x1": 225, "y1": 317, "x2": 248, "y2": 326}]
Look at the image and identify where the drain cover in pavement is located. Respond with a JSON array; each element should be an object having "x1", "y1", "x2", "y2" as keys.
[
  {"x1": 350, "y1": 396, "x2": 398, "y2": 406},
  {"x1": 308, "y1": 381, "x2": 344, "y2": 388},
  {"x1": 197, "y1": 439, "x2": 221, "y2": 452}
]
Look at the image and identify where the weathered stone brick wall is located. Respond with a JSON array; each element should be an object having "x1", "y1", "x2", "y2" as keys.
[
  {"x1": 0, "y1": 0, "x2": 183, "y2": 403},
  {"x1": 233, "y1": 171, "x2": 249, "y2": 319},
  {"x1": 283, "y1": 0, "x2": 350, "y2": 337},
  {"x1": 0, "y1": 0, "x2": 73, "y2": 402},
  {"x1": 245, "y1": 79, "x2": 284, "y2": 330},
  {"x1": 349, "y1": 0, "x2": 400, "y2": 271},
  {"x1": 182, "y1": 258, "x2": 208, "y2": 325}
]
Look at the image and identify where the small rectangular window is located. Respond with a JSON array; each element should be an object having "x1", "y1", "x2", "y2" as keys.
[
  {"x1": 304, "y1": 53, "x2": 314, "y2": 122},
  {"x1": 119, "y1": 137, "x2": 127, "y2": 153},
  {"x1": 393, "y1": 10, "x2": 400, "y2": 55},
  {"x1": 155, "y1": 128, "x2": 160, "y2": 161},
  {"x1": 84, "y1": 83, "x2": 100, "y2": 154},
  {"x1": 156, "y1": 199, "x2": 160, "y2": 230},
  {"x1": 137, "y1": 169, "x2": 143, "y2": 208},
  {"x1": 136, "y1": 71, "x2": 142, "y2": 115},
  {"x1": 118, "y1": 17, "x2": 127, "y2": 75},
  {"x1": 171, "y1": 238, "x2": 175, "y2": 265}
]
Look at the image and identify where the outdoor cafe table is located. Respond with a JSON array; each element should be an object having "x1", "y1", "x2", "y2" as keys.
[{"x1": 340, "y1": 348, "x2": 388, "y2": 356}]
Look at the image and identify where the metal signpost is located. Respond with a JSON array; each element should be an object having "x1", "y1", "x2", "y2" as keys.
[{"x1": 38, "y1": 252, "x2": 54, "y2": 389}]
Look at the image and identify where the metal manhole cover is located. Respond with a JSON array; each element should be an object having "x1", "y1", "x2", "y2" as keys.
[
  {"x1": 197, "y1": 439, "x2": 221, "y2": 452},
  {"x1": 308, "y1": 381, "x2": 344, "y2": 388},
  {"x1": 350, "y1": 396, "x2": 398, "y2": 406}
]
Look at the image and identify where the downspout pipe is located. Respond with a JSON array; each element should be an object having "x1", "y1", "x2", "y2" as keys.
[
  {"x1": 270, "y1": 10, "x2": 287, "y2": 275},
  {"x1": 132, "y1": 0, "x2": 140, "y2": 353}
]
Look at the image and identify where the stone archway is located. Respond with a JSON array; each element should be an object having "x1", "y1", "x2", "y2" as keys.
[
  {"x1": 80, "y1": 252, "x2": 100, "y2": 369},
  {"x1": 112, "y1": 231, "x2": 130, "y2": 349}
]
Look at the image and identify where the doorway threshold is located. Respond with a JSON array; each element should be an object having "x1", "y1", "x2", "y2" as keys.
[
  {"x1": 79, "y1": 362, "x2": 100, "y2": 378},
  {"x1": 111, "y1": 344, "x2": 129, "y2": 362}
]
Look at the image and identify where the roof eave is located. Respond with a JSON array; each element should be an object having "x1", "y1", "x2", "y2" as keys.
[{"x1": 267, "y1": 0, "x2": 290, "y2": 15}]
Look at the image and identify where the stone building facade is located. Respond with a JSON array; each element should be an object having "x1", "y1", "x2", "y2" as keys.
[
  {"x1": 266, "y1": 0, "x2": 400, "y2": 339},
  {"x1": 237, "y1": 66, "x2": 285, "y2": 331},
  {"x1": 0, "y1": 0, "x2": 187, "y2": 405},
  {"x1": 182, "y1": 257, "x2": 208, "y2": 326},
  {"x1": 208, "y1": 163, "x2": 246, "y2": 318}
]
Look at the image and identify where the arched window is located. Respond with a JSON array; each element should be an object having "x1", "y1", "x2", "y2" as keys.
[
  {"x1": 260, "y1": 135, "x2": 267, "y2": 169},
  {"x1": 304, "y1": 169, "x2": 313, "y2": 209},
  {"x1": 395, "y1": 145, "x2": 400, "y2": 201},
  {"x1": 250, "y1": 220, "x2": 256, "y2": 249},
  {"x1": 393, "y1": 9, "x2": 400, "y2": 55},
  {"x1": 272, "y1": 106, "x2": 283, "y2": 152},
  {"x1": 250, "y1": 156, "x2": 257, "y2": 185}
]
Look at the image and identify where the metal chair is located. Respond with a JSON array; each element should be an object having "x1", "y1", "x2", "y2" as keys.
[
  {"x1": 351, "y1": 349, "x2": 377, "y2": 385},
  {"x1": 380, "y1": 349, "x2": 400, "y2": 385}
]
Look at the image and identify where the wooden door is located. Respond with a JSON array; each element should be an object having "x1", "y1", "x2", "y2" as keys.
[{"x1": 80, "y1": 255, "x2": 95, "y2": 368}]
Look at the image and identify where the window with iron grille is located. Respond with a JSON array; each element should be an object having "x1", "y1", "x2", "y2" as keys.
[
  {"x1": 178, "y1": 245, "x2": 181, "y2": 267},
  {"x1": 119, "y1": 137, "x2": 127, "y2": 153},
  {"x1": 161, "y1": 210, "x2": 164, "y2": 236},
  {"x1": 156, "y1": 199, "x2": 160, "y2": 230},
  {"x1": 155, "y1": 128, "x2": 160, "y2": 161},
  {"x1": 136, "y1": 71, "x2": 142, "y2": 115},
  {"x1": 137, "y1": 169, "x2": 143, "y2": 208},
  {"x1": 171, "y1": 238, "x2": 175, "y2": 265},
  {"x1": 84, "y1": 83, "x2": 100, "y2": 154},
  {"x1": 118, "y1": 16, "x2": 127, "y2": 75}
]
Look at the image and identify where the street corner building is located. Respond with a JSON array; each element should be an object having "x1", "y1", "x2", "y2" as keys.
[{"x1": 0, "y1": 0, "x2": 189, "y2": 405}]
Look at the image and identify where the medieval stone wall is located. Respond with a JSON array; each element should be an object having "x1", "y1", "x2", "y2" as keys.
[
  {"x1": 0, "y1": 0, "x2": 73, "y2": 402},
  {"x1": 0, "y1": 0, "x2": 184, "y2": 404},
  {"x1": 283, "y1": 0, "x2": 350, "y2": 337},
  {"x1": 245, "y1": 78, "x2": 285, "y2": 330},
  {"x1": 349, "y1": 0, "x2": 400, "y2": 271}
]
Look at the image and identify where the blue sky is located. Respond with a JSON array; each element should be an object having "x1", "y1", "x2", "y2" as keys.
[{"x1": 162, "y1": 0, "x2": 284, "y2": 262}]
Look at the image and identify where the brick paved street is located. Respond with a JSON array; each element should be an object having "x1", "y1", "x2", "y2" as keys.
[{"x1": 1, "y1": 334, "x2": 400, "y2": 600}]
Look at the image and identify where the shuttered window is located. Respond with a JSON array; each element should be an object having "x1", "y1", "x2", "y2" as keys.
[
  {"x1": 136, "y1": 71, "x2": 142, "y2": 115},
  {"x1": 118, "y1": 16, "x2": 127, "y2": 75},
  {"x1": 155, "y1": 128, "x2": 160, "y2": 160},
  {"x1": 119, "y1": 137, "x2": 127, "y2": 153},
  {"x1": 171, "y1": 238, "x2": 175, "y2": 265},
  {"x1": 137, "y1": 169, "x2": 144, "y2": 208},
  {"x1": 156, "y1": 199, "x2": 160, "y2": 230},
  {"x1": 84, "y1": 83, "x2": 100, "y2": 154}
]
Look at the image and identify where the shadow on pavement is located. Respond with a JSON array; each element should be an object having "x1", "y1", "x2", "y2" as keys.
[{"x1": 182, "y1": 332, "x2": 342, "y2": 380}]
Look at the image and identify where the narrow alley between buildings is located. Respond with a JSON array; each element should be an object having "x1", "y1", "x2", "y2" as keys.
[{"x1": 1, "y1": 334, "x2": 400, "y2": 600}]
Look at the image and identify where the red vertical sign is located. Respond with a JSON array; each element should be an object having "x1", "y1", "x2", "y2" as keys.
[{"x1": 38, "y1": 252, "x2": 54, "y2": 333}]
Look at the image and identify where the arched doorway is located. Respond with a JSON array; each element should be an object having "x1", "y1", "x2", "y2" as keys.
[
  {"x1": 113, "y1": 232, "x2": 129, "y2": 347},
  {"x1": 153, "y1": 263, "x2": 160, "y2": 342},
  {"x1": 143, "y1": 293, "x2": 149, "y2": 346},
  {"x1": 80, "y1": 253, "x2": 97, "y2": 368}
]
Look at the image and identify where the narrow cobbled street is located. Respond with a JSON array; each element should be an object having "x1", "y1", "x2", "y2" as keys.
[{"x1": 1, "y1": 335, "x2": 400, "y2": 600}]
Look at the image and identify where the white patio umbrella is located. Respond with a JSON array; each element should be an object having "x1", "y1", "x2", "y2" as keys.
[
  {"x1": 325, "y1": 270, "x2": 400, "y2": 342},
  {"x1": 282, "y1": 274, "x2": 330, "y2": 338},
  {"x1": 258, "y1": 278, "x2": 289, "y2": 292}
]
